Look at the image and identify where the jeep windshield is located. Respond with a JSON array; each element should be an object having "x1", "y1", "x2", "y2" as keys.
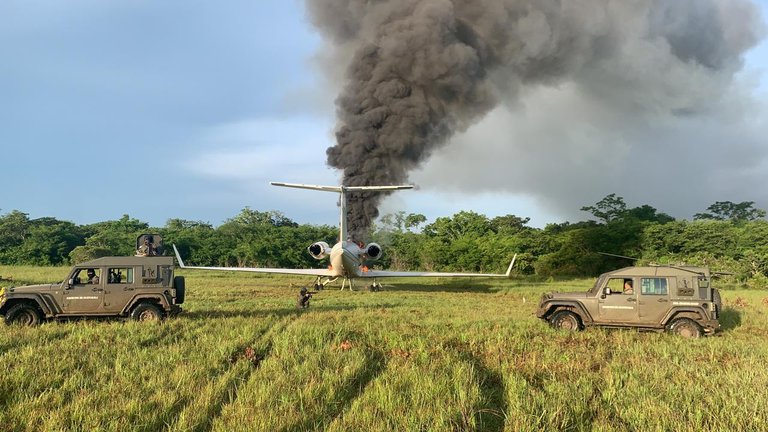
[{"x1": 588, "y1": 275, "x2": 606, "y2": 295}]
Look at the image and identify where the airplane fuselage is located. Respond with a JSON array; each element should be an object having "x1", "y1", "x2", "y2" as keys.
[{"x1": 329, "y1": 241, "x2": 366, "y2": 278}]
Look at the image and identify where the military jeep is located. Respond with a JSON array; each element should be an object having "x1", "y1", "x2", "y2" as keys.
[
  {"x1": 0, "y1": 235, "x2": 184, "y2": 326},
  {"x1": 536, "y1": 266, "x2": 722, "y2": 337}
]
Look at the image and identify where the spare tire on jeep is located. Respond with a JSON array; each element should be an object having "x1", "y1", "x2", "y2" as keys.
[
  {"x1": 713, "y1": 289, "x2": 722, "y2": 316},
  {"x1": 173, "y1": 276, "x2": 185, "y2": 304}
]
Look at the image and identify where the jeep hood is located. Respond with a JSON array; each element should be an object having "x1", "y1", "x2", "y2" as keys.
[
  {"x1": 8, "y1": 284, "x2": 58, "y2": 293},
  {"x1": 546, "y1": 292, "x2": 591, "y2": 300}
]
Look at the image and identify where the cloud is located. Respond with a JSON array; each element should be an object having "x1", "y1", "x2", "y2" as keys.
[
  {"x1": 413, "y1": 75, "x2": 768, "y2": 220},
  {"x1": 182, "y1": 116, "x2": 339, "y2": 183}
]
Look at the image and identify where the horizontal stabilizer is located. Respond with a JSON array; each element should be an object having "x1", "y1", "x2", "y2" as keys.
[{"x1": 271, "y1": 182, "x2": 414, "y2": 193}]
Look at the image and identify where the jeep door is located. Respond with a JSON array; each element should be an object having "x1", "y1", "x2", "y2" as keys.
[
  {"x1": 598, "y1": 277, "x2": 638, "y2": 322},
  {"x1": 102, "y1": 267, "x2": 136, "y2": 313},
  {"x1": 63, "y1": 268, "x2": 104, "y2": 313},
  {"x1": 636, "y1": 277, "x2": 672, "y2": 325}
]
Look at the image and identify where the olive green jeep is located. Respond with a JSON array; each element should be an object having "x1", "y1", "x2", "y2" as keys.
[
  {"x1": 536, "y1": 266, "x2": 722, "y2": 337},
  {"x1": 0, "y1": 235, "x2": 184, "y2": 326}
]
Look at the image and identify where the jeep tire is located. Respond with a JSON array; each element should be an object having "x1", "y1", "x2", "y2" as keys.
[
  {"x1": 173, "y1": 276, "x2": 186, "y2": 304},
  {"x1": 667, "y1": 318, "x2": 702, "y2": 338},
  {"x1": 130, "y1": 303, "x2": 163, "y2": 322},
  {"x1": 5, "y1": 303, "x2": 43, "y2": 326},
  {"x1": 550, "y1": 310, "x2": 582, "y2": 332}
]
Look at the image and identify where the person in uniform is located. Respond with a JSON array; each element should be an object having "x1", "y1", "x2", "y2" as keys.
[
  {"x1": 136, "y1": 239, "x2": 154, "y2": 256},
  {"x1": 86, "y1": 269, "x2": 100, "y2": 284},
  {"x1": 623, "y1": 279, "x2": 634, "y2": 294}
]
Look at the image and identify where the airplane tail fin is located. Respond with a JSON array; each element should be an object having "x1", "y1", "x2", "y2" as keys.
[
  {"x1": 505, "y1": 254, "x2": 517, "y2": 278},
  {"x1": 172, "y1": 244, "x2": 187, "y2": 268}
]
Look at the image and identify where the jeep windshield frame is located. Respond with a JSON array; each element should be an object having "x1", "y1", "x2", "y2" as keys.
[{"x1": 588, "y1": 275, "x2": 606, "y2": 295}]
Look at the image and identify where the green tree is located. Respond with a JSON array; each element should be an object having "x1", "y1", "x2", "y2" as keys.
[
  {"x1": 75, "y1": 215, "x2": 150, "y2": 260},
  {"x1": 627, "y1": 205, "x2": 675, "y2": 223},
  {"x1": 0, "y1": 210, "x2": 31, "y2": 250},
  {"x1": 490, "y1": 214, "x2": 531, "y2": 235},
  {"x1": 694, "y1": 201, "x2": 766, "y2": 222},
  {"x1": 580, "y1": 194, "x2": 628, "y2": 223},
  {"x1": 18, "y1": 218, "x2": 84, "y2": 265},
  {"x1": 423, "y1": 211, "x2": 492, "y2": 242},
  {"x1": 378, "y1": 212, "x2": 427, "y2": 233}
]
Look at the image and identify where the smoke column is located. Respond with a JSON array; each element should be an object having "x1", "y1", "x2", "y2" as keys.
[{"x1": 306, "y1": 0, "x2": 761, "y2": 239}]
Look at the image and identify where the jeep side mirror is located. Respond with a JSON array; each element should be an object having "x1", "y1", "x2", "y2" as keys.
[
  {"x1": 604, "y1": 287, "x2": 612, "y2": 296},
  {"x1": 67, "y1": 278, "x2": 74, "y2": 289}
]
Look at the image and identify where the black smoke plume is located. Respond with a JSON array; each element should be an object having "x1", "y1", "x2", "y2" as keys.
[{"x1": 307, "y1": 0, "x2": 761, "y2": 239}]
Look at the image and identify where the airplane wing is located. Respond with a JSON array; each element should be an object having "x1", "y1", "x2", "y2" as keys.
[
  {"x1": 360, "y1": 255, "x2": 517, "y2": 279},
  {"x1": 172, "y1": 245, "x2": 336, "y2": 277}
]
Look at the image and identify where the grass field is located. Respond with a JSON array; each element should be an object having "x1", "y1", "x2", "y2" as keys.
[{"x1": 1, "y1": 265, "x2": 767, "y2": 431}]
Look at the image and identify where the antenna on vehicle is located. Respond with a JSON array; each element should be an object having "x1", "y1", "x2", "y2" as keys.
[{"x1": 597, "y1": 252, "x2": 639, "y2": 261}]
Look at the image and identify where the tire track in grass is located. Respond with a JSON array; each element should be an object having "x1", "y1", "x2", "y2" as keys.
[
  {"x1": 163, "y1": 312, "x2": 303, "y2": 432},
  {"x1": 584, "y1": 342, "x2": 633, "y2": 431},
  {"x1": 0, "y1": 326, "x2": 71, "y2": 355},
  {"x1": 135, "y1": 320, "x2": 205, "y2": 348},
  {"x1": 584, "y1": 343, "x2": 612, "y2": 430},
  {"x1": 446, "y1": 339, "x2": 508, "y2": 432},
  {"x1": 282, "y1": 348, "x2": 388, "y2": 432}
]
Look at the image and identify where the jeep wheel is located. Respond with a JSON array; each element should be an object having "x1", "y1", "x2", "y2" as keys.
[
  {"x1": 173, "y1": 276, "x2": 186, "y2": 304},
  {"x1": 667, "y1": 318, "x2": 702, "y2": 338},
  {"x1": 130, "y1": 303, "x2": 163, "y2": 322},
  {"x1": 550, "y1": 310, "x2": 582, "y2": 332},
  {"x1": 5, "y1": 303, "x2": 43, "y2": 326}
]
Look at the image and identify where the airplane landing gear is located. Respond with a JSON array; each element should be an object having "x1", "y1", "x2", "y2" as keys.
[
  {"x1": 368, "y1": 280, "x2": 383, "y2": 292},
  {"x1": 313, "y1": 276, "x2": 337, "y2": 291},
  {"x1": 340, "y1": 277, "x2": 354, "y2": 291}
]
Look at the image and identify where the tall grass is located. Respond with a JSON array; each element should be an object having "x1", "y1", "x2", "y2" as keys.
[{"x1": 1, "y1": 265, "x2": 767, "y2": 431}]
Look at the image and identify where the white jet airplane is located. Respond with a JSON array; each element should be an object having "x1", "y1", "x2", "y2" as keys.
[{"x1": 173, "y1": 182, "x2": 516, "y2": 291}]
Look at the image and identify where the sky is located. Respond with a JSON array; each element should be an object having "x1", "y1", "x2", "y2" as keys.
[{"x1": 2, "y1": 0, "x2": 768, "y2": 229}]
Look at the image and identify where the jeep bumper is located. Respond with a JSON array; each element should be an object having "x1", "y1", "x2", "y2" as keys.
[
  {"x1": 169, "y1": 305, "x2": 183, "y2": 316},
  {"x1": 702, "y1": 319, "x2": 720, "y2": 334}
]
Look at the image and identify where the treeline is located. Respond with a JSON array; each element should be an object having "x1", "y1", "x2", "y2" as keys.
[{"x1": 1, "y1": 195, "x2": 767, "y2": 286}]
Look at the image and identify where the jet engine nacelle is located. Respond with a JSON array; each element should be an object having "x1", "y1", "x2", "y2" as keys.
[
  {"x1": 363, "y1": 242, "x2": 383, "y2": 260},
  {"x1": 308, "y1": 241, "x2": 331, "y2": 260}
]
